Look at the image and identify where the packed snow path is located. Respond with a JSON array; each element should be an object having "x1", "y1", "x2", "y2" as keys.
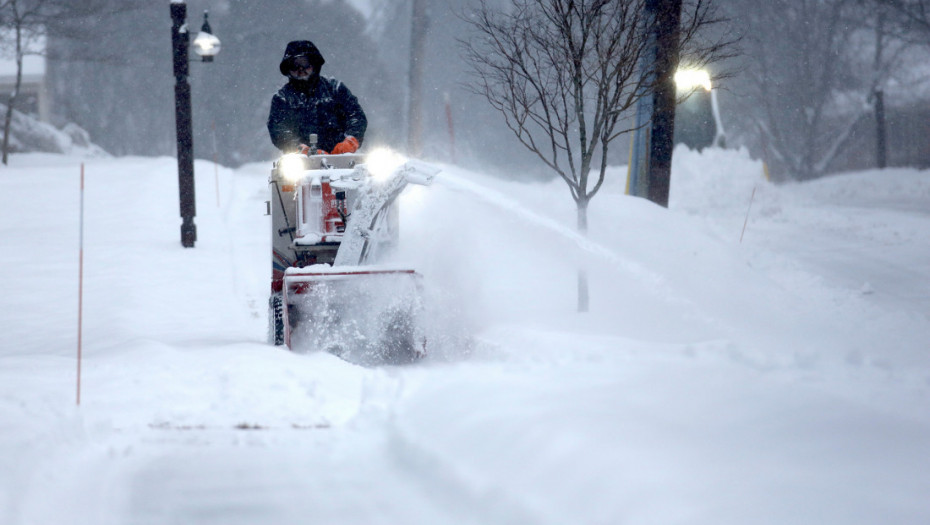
[{"x1": 1, "y1": 150, "x2": 928, "y2": 524}]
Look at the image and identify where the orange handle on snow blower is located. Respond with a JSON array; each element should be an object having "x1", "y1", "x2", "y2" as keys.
[
  {"x1": 297, "y1": 144, "x2": 329, "y2": 155},
  {"x1": 331, "y1": 136, "x2": 359, "y2": 155}
]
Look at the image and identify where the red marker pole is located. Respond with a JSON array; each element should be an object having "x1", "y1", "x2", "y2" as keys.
[
  {"x1": 77, "y1": 163, "x2": 84, "y2": 405},
  {"x1": 740, "y1": 186, "x2": 756, "y2": 244}
]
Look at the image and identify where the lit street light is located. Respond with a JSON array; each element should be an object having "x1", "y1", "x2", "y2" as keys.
[
  {"x1": 192, "y1": 11, "x2": 221, "y2": 62},
  {"x1": 170, "y1": 1, "x2": 221, "y2": 248},
  {"x1": 674, "y1": 67, "x2": 726, "y2": 149}
]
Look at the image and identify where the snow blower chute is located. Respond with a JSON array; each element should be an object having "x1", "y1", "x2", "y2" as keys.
[{"x1": 267, "y1": 138, "x2": 438, "y2": 365}]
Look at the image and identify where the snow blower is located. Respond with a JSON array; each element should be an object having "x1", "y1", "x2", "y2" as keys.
[{"x1": 267, "y1": 136, "x2": 438, "y2": 364}]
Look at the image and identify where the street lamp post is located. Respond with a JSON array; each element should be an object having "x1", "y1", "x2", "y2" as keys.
[{"x1": 170, "y1": 1, "x2": 220, "y2": 248}]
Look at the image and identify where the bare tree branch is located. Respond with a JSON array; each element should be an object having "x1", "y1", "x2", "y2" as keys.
[{"x1": 463, "y1": 0, "x2": 734, "y2": 209}]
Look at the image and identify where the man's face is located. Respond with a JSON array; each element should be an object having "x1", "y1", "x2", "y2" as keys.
[{"x1": 289, "y1": 57, "x2": 314, "y2": 81}]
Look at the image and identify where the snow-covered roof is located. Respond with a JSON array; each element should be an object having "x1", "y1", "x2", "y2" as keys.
[{"x1": 0, "y1": 31, "x2": 45, "y2": 78}]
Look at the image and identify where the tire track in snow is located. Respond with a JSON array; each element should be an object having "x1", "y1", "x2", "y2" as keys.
[{"x1": 386, "y1": 421, "x2": 549, "y2": 525}]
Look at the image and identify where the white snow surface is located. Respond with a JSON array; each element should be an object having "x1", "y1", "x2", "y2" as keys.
[{"x1": 1, "y1": 147, "x2": 928, "y2": 524}]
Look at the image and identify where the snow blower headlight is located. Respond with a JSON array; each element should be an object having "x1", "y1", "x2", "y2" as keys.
[
  {"x1": 278, "y1": 153, "x2": 310, "y2": 183},
  {"x1": 365, "y1": 148, "x2": 407, "y2": 183}
]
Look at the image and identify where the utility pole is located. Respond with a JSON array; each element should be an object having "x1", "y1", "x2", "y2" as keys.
[
  {"x1": 647, "y1": 0, "x2": 682, "y2": 207},
  {"x1": 627, "y1": 0, "x2": 682, "y2": 207}
]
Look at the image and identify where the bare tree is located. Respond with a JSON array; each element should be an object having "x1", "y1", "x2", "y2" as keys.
[
  {"x1": 0, "y1": 0, "x2": 45, "y2": 164},
  {"x1": 865, "y1": 1, "x2": 930, "y2": 167},
  {"x1": 0, "y1": 0, "x2": 145, "y2": 164},
  {"x1": 853, "y1": 2, "x2": 917, "y2": 168},
  {"x1": 874, "y1": 0, "x2": 930, "y2": 37},
  {"x1": 463, "y1": 0, "x2": 732, "y2": 311},
  {"x1": 726, "y1": 0, "x2": 908, "y2": 179}
]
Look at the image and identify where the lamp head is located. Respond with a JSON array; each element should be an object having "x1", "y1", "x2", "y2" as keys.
[
  {"x1": 675, "y1": 67, "x2": 712, "y2": 93},
  {"x1": 192, "y1": 11, "x2": 221, "y2": 62}
]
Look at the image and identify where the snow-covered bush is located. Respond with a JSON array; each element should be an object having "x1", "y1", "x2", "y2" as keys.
[{"x1": 1, "y1": 104, "x2": 108, "y2": 157}]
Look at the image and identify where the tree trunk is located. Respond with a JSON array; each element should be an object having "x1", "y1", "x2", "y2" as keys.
[
  {"x1": 407, "y1": 0, "x2": 429, "y2": 156},
  {"x1": 2, "y1": 14, "x2": 24, "y2": 166},
  {"x1": 577, "y1": 201, "x2": 589, "y2": 313},
  {"x1": 874, "y1": 11, "x2": 887, "y2": 170},
  {"x1": 875, "y1": 90, "x2": 887, "y2": 169},
  {"x1": 2, "y1": 94, "x2": 15, "y2": 166}
]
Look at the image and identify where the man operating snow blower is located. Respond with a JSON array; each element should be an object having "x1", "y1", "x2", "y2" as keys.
[
  {"x1": 267, "y1": 40, "x2": 367, "y2": 156},
  {"x1": 265, "y1": 40, "x2": 439, "y2": 365}
]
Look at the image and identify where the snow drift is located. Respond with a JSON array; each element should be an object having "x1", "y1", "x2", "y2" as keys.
[{"x1": 0, "y1": 146, "x2": 928, "y2": 525}]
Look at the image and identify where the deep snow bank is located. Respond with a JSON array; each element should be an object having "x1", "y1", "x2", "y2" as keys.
[{"x1": 0, "y1": 148, "x2": 928, "y2": 525}]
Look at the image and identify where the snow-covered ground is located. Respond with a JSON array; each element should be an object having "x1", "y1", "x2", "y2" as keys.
[{"x1": 1, "y1": 147, "x2": 928, "y2": 524}]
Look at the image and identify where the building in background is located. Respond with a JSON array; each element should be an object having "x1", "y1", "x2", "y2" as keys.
[{"x1": 0, "y1": 32, "x2": 48, "y2": 122}]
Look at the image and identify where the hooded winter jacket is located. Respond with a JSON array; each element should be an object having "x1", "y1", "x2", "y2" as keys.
[{"x1": 267, "y1": 40, "x2": 367, "y2": 153}]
